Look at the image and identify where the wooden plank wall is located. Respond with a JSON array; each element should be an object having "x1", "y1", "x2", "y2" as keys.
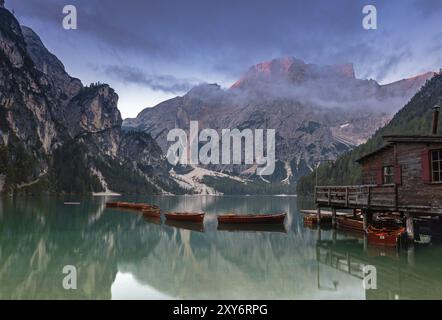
[
  {"x1": 361, "y1": 146, "x2": 395, "y2": 185},
  {"x1": 397, "y1": 142, "x2": 442, "y2": 210},
  {"x1": 360, "y1": 142, "x2": 442, "y2": 212}
]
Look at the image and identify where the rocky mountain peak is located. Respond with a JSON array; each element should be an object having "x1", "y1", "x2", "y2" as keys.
[
  {"x1": 0, "y1": 8, "x2": 31, "y2": 69},
  {"x1": 21, "y1": 25, "x2": 83, "y2": 106},
  {"x1": 66, "y1": 84, "x2": 122, "y2": 137},
  {"x1": 187, "y1": 83, "x2": 222, "y2": 97},
  {"x1": 327, "y1": 63, "x2": 355, "y2": 79},
  {"x1": 124, "y1": 55, "x2": 434, "y2": 189},
  {"x1": 231, "y1": 57, "x2": 356, "y2": 90}
]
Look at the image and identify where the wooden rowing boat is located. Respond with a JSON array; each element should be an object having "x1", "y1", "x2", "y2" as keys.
[
  {"x1": 336, "y1": 216, "x2": 364, "y2": 233},
  {"x1": 125, "y1": 203, "x2": 153, "y2": 210},
  {"x1": 106, "y1": 202, "x2": 159, "y2": 211},
  {"x1": 142, "y1": 208, "x2": 161, "y2": 219},
  {"x1": 217, "y1": 213, "x2": 286, "y2": 224},
  {"x1": 164, "y1": 212, "x2": 205, "y2": 223},
  {"x1": 105, "y1": 202, "x2": 120, "y2": 208},
  {"x1": 367, "y1": 225, "x2": 406, "y2": 247}
]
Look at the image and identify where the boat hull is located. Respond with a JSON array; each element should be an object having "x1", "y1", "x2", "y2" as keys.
[
  {"x1": 142, "y1": 208, "x2": 161, "y2": 219},
  {"x1": 367, "y1": 226, "x2": 405, "y2": 247},
  {"x1": 164, "y1": 212, "x2": 205, "y2": 223},
  {"x1": 106, "y1": 202, "x2": 159, "y2": 211},
  {"x1": 336, "y1": 216, "x2": 364, "y2": 233},
  {"x1": 217, "y1": 213, "x2": 286, "y2": 224}
]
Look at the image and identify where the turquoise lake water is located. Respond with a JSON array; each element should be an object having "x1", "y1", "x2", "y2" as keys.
[{"x1": 0, "y1": 195, "x2": 441, "y2": 300}]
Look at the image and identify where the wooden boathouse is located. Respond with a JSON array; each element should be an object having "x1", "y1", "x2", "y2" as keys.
[{"x1": 315, "y1": 106, "x2": 442, "y2": 241}]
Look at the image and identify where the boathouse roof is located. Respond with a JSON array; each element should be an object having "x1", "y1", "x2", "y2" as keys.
[
  {"x1": 355, "y1": 144, "x2": 394, "y2": 163},
  {"x1": 382, "y1": 134, "x2": 442, "y2": 143},
  {"x1": 355, "y1": 134, "x2": 442, "y2": 163}
]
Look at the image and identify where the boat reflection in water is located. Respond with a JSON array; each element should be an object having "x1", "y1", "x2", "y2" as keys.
[
  {"x1": 217, "y1": 223, "x2": 287, "y2": 233},
  {"x1": 315, "y1": 229, "x2": 442, "y2": 299},
  {"x1": 165, "y1": 220, "x2": 205, "y2": 233},
  {"x1": 142, "y1": 215, "x2": 162, "y2": 225}
]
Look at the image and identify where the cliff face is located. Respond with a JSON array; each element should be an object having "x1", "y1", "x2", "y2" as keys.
[{"x1": 0, "y1": 8, "x2": 180, "y2": 194}]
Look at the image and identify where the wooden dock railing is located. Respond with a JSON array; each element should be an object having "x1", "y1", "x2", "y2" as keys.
[{"x1": 315, "y1": 185, "x2": 397, "y2": 209}]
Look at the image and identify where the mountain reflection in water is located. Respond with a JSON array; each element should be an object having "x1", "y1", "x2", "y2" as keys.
[{"x1": 0, "y1": 195, "x2": 442, "y2": 300}]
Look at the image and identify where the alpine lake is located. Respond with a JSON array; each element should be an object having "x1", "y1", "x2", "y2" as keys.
[{"x1": 1, "y1": 195, "x2": 442, "y2": 300}]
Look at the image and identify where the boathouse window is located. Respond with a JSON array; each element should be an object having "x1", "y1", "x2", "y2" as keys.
[
  {"x1": 432, "y1": 149, "x2": 442, "y2": 182},
  {"x1": 383, "y1": 166, "x2": 394, "y2": 184}
]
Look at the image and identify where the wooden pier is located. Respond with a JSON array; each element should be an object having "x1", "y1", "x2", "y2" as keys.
[{"x1": 315, "y1": 185, "x2": 442, "y2": 215}]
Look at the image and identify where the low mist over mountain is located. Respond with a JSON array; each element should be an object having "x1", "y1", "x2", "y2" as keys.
[
  {"x1": 0, "y1": 8, "x2": 182, "y2": 195},
  {"x1": 124, "y1": 57, "x2": 434, "y2": 185},
  {"x1": 297, "y1": 71, "x2": 442, "y2": 195}
]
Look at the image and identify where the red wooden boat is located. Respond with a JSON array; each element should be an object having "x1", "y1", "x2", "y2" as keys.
[
  {"x1": 164, "y1": 212, "x2": 205, "y2": 223},
  {"x1": 105, "y1": 202, "x2": 120, "y2": 208},
  {"x1": 367, "y1": 225, "x2": 406, "y2": 247},
  {"x1": 336, "y1": 216, "x2": 364, "y2": 233},
  {"x1": 142, "y1": 208, "x2": 161, "y2": 219},
  {"x1": 217, "y1": 213, "x2": 286, "y2": 224},
  {"x1": 106, "y1": 202, "x2": 159, "y2": 211},
  {"x1": 124, "y1": 203, "x2": 153, "y2": 210}
]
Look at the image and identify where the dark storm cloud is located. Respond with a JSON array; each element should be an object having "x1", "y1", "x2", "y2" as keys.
[
  {"x1": 11, "y1": 0, "x2": 165, "y2": 56},
  {"x1": 9, "y1": 0, "x2": 371, "y2": 72},
  {"x1": 9, "y1": 0, "x2": 442, "y2": 85},
  {"x1": 102, "y1": 65, "x2": 199, "y2": 93}
]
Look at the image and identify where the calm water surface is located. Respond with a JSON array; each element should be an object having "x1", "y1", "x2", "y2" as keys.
[{"x1": 0, "y1": 195, "x2": 441, "y2": 300}]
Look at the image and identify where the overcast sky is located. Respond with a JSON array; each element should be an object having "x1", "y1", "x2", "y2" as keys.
[{"x1": 7, "y1": 0, "x2": 442, "y2": 118}]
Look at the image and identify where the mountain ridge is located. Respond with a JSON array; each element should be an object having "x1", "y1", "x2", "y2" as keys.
[
  {"x1": 0, "y1": 7, "x2": 182, "y2": 195},
  {"x1": 123, "y1": 56, "x2": 434, "y2": 188}
]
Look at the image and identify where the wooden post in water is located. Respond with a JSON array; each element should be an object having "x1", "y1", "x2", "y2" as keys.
[
  {"x1": 317, "y1": 206, "x2": 321, "y2": 225},
  {"x1": 331, "y1": 207, "x2": 337, "y2": 228},
  {"x1": 406, "y1": 213, "x2": 415, "y2": 241},
  {"x1": 407, "y1": 243, "x2": 415, "y2": 267},
  {"x1": 362, "y1": 210, "x2": 369, "y2": 233},
  {"x1": 353, "y1": 208, "x2": 357, "y2": 218}
]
